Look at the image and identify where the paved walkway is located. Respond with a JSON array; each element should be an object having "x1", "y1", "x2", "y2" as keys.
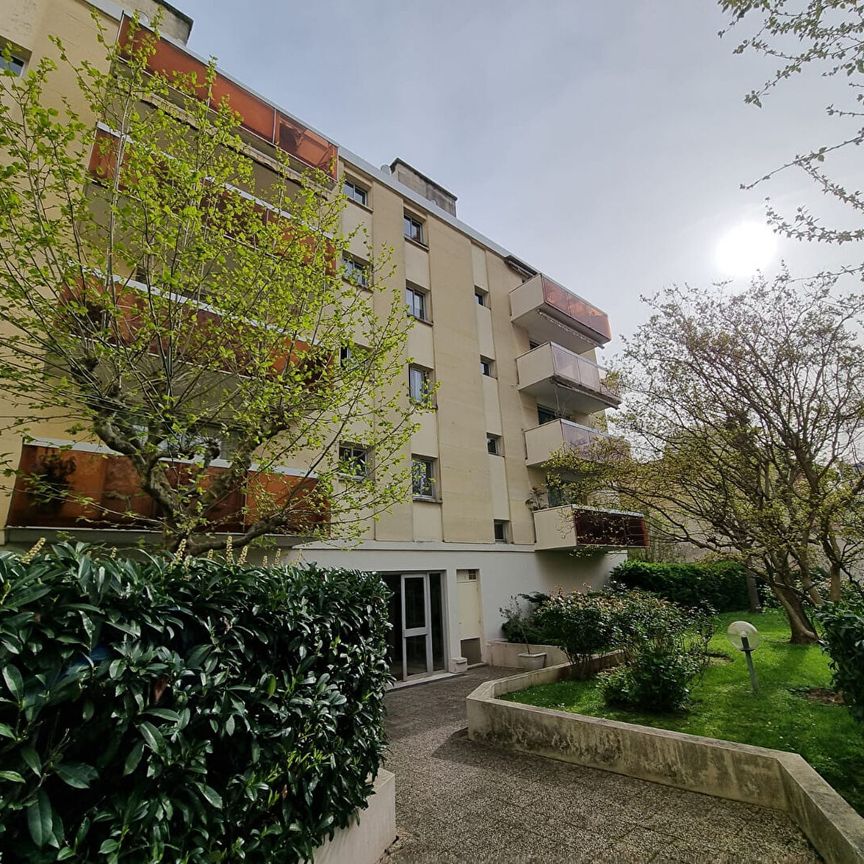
[{"x1": 382, "y1": 666, "x2": 820, "y2": 864}]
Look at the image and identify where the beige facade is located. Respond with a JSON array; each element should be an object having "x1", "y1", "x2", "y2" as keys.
[{"x1": 0, "y1": 0, "x2": 646, "y2": 679}]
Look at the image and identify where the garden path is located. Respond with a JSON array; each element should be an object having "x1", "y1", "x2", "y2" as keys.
[{"x1": 382, "y1": 666, "x2": 820, "y2": 864}]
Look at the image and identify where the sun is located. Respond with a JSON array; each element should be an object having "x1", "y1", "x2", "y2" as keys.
[{"x1": 714, "y1": 221, "x2": 778, "y2": 279}]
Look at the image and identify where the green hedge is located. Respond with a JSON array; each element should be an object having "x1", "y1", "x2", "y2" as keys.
[
  {"x1": 610, "y1": 560, "x2": 750, "y2": 612},
  {"x1": 817, "y1": 596, "x2": 864, "y2": 724},
  {"x1": 0, "y1": 544, "x2": 391, "y2": 863}
]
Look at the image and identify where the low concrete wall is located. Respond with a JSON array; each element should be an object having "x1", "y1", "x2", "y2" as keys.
[
  {"x1": 313, "y1": 770, "x2": 396, "y2": 864},
  {"x1": 486, "y1": 640, "x2": 568, "y2": 667},
  {"x1": 467, "y1": 669, "x2": 864, "y2": 864}
]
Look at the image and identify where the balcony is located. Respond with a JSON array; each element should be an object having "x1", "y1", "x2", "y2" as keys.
[
  {"x1": 534, "y1": 504, "x2": 647, "y2": 551},
  {"x1": 118, "y1": 17, "x2": 337, "y2": 178},
  {"x1": 516, "y1": 343, "x2": 620, "y2": 416},
  {"x1": 524, "y1": 419, "x2": 611, "y2": 467},
  {"x1": 6, "y1": 443, "x2": 326, "y2": 538},
  {"x1": 510, "y1": 274, "x2": 611, "y2": 354}
]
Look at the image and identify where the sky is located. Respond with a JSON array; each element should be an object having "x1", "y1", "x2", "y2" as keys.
[{"x1": 171, "y1": 0, "x2": 860, "y2": 357}]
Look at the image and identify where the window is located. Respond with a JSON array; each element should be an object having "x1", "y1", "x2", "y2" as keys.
[
  {"x1": 343, "y1": 179, "x2": 368, "y2": 207},
  {"x1": 486, "y1": 434, "x2": 502, "y2": 456},
  {"x1": 475, "y1": 287, "x2": 488, "y2": 307},
  {"x1": 342, "y1": 254, "x2": 369, "y2": 288},
  {"x1": 0, "y1": 52, "x2": 25, "y2": 76},
  {"x1": 412, "y1": 456, "x2": 436, "y2": 499},
  {"x1": 340, "y1": 343, "x2": 369, "y2": 369},
  {"x1": 493, "y1": 520, "x2": 510, "y2": 543},
  {"x1": 405, "y1": 283, "x2": 429, "y2": 322},
  {"x1": 537, "y1": 405, "x2": 558, "y2": 425},
  {"x1": 409, "y1": 365, "x2": 432, "y2": 404},
  {"x1": 480, "y1": 356, "x2": 495, "y2": 377},
  {"x1": 404, "y1": 213, "x2": 425, "y2": 245},
  {"x1": 338, "y1": 444, "x2": 369, "y2": 479}
]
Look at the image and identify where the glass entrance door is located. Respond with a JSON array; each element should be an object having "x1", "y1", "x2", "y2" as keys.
[{"x1": 383, "y1": 573, "x2": 445, "y2": 681}]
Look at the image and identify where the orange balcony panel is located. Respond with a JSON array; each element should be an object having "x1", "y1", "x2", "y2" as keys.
[
  {"x1": 541, "y1": 276, "x2": 611, "y2": 343},
  {"x1": 118, "y1": 17, "x2": 337, "y2": 177},
  {"x1": 7, "y1": 444, "x2": 327, "y2": 539},
  {"x1": 572, "y1": 508, "x2": 647, "y2": 549}
]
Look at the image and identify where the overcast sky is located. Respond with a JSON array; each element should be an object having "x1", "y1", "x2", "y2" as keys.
[{"x1": 172, "y1": 0, "x2": 859, "y2": 356}]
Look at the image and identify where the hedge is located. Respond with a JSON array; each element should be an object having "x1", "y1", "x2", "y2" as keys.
[
  {"x1": 0, "y1": 543, "x2": 391, "y2": 863},
  {"x1": 817, "y1": 596, "x2": 864, "y2": 724},
  {"x1": 610, "y1": 559, "x2": 750, "y2": 612}
]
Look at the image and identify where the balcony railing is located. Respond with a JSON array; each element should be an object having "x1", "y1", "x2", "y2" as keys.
[
  {"x1": 533, "y1": 504, "x2": 647, "y2": 551},
  {"x1": 510, "y1": 274, "x2": 611, "y2": 354},
  {"x1": 6, "y1": 443, "x2": 326, "y2": 537},
  {"x1": 517, "y1": 342, "x2": 620, "y2": 416},
  {"x1": 524, "y1": 419, "x2": 610, "y2": 467},
  {"x1": 118, "y1": 16, "x2": 338, "y2": 178}
]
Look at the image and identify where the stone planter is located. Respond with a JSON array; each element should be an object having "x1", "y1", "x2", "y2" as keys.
[{"x1": 517, "y1": 652, "x2": 547, "y2": 671}]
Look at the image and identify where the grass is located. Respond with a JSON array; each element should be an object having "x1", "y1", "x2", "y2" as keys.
[{"x1": 505, "y1": 610, "x2": 864, "y2": 815}]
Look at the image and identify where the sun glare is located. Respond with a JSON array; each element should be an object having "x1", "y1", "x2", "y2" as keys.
[{"x1": 714, "y1": 221, "x2": 778, "y2": 279}]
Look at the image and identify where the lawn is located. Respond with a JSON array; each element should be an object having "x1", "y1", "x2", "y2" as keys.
[{"x1": 505, "y1": 609, "x2": 864, "y2": 815}]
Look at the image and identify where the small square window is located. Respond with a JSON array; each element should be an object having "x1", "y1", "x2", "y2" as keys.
[
  {"x1": 404, "y1": 213, "x2": 425, "y2": 244},
  {"x1": 538, "y1": 405, "x2": 558, "y2": 425},
  {"x1": 412, "y1": 456, "x2": 436, "y2": 499},
  {"x1": 475, "y1": 287, "x2": 488, "y2": 307},
  {"x1": 342, "y1": 254, "x2": 369, "y2": 288},
  {"x1": 338, "y1": 443, "x2": 369, "y2": 479},
  {"x1": 409, "y1": 364, "x2": 432, "y2": 404},
  {"x1": 486, "y1": 434, "x2": 502, "y2": 456},
  {"x1": 343, "y1": 179, "x2": 368, "y2": 207},
  {"x1": 480, "y1": 357, "x2": 495, "y2": 377},
  {"x1": 0, "y1": 53, "x2": 25, "y2": 76},
  {"x1": 405, "y1": 283, "x2": 429, "y2": 322},
  {"x1": 493, "y1": 520, "x2": 510, "y2": 543}
]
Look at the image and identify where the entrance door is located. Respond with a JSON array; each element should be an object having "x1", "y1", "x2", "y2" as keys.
[{"x1": 384, "y1": 573, "x2": 445, "y2": 681}]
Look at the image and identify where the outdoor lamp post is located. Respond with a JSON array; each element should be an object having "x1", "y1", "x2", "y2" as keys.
[{"x1": 726, "y1": 620, "x2": 761, "y2": 694}]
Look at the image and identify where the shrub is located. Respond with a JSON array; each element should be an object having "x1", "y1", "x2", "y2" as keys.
[
  {"x1": 499, "y1": 592, "x2": 554, "y2": 646},
  {"x1": 610, "y1": 559, "x2": 749, "y2": 612},
  {"x1": 0, "y1": 543, "x2": 391, "y2": 863},
  {"x1": 817, "y1": 594, "x2": 864, "y2": 723}
]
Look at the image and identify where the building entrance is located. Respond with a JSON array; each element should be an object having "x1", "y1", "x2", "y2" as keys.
[{"x1": 383, "y1": 573, "x2": 445, "y2": 681}]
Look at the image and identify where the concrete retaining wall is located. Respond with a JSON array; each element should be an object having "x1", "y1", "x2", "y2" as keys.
[
  {"x1": 313, "y1": 770, "x2": 396, "y2": 864},
  {"x1": 485, "y1": 640, "x2": 569, "y2": 667},
  {"x1": 467, "y1": 667, "x2": 864, "y2": 864}
]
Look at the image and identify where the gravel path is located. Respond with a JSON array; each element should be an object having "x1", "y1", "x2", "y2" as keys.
[{"x1": 382, "y1": 666, "x2": 820, "y2": 863}]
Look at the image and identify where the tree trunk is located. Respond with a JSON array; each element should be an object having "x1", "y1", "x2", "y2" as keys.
[
  {"x1": 771, "y1": 583, "x2": 819, "y2": 644},
  {"x1": 746, "y1": 572, "x2": 762, "y2": 613}
]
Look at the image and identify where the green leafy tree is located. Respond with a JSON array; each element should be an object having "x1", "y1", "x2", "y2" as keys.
[
  {"x1": 0, "y1": 17, "x2": 420, "y2": 554},
  {"x1": 547, "y1": 274, "x2": 864, "y2": 643}
]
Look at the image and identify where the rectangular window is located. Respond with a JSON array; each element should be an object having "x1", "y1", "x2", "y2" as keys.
[
  {"x1": 486, "y1": 434, "x2": 502, "y2": 456},
  {"x1": 404, "y1": 213, "x2": 425, "y2": 244},
  {"x1": 412, "y1": 456, "x2": 436, "y2": 499},
  {"x1": 338, "y1": 444, "x2": 369, "y2": 479},
  {"x1": 480, "y1": 357, "x2": 495, "y2": 377},
  {"x1": 405, "y1": 284, "x2": 429, "y2": 322},
  {"x1": 493, "y1": 520, "x2": 510, "y2": 543},
  {"x1": 409, "y1": 364, "x2": 432, "y2": 404},
  {"x1": 537, "y1": 405, "x2": 558, "y2": 425},
  {"x1": 475, "y1": 287, "x2": 488, "y2": 307},
  {"x1": 343, "y1": 179, "x2": 368, "y2": 207},
  {"x1": 342, "y1": 254, "x2": 369, "y2": 288},
  {"x1": 0, "y1": 53, "x2": 25, "y2": 76}
]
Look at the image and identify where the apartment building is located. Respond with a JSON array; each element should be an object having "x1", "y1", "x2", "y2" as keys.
[{"x1": 0, "y1": 0, "x2": 647, "y2": 682}]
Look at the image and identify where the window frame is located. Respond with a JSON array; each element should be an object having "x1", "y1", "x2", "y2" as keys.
[
  {"x1": 0, "y1": 51, "x2": 26, "y2": 77},
  {"x1": 480, "y1": 356, "x2": 495, "y2": 377},
  {"x1": 405, "y1": 283, "x2": 430, "y2": 323},
  {"x1": 486, "y1": 434, "x2": 502, "y2": 456},
  {"x1": 338, "y1": 443, "x2": 370, "y2": 480},
  {"x1": 475, "y1": 287, "x2": 489, "y2": 307},
  {"x1": 403, "y1": 213, "x2": 425, "y2": 245},
  {"x1": 493, "y1": 520, "x2": 510, "y2": 543},
  {"x1": 411, "y1": 455, "x2": 437, "y2": 500},
  {"x1": 343, "y1": 178, "x2": 369, "y2": 207},
  {"x1": 409, "y1": 364, "x2": 433, "y2": 405},
  {"x1": 342, "y1": 253, "x2": 369, "y2": 288}
]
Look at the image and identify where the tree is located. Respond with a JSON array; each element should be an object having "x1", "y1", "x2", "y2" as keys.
[
  {"x1": 0, "y1": 17, "x2": 420, "y2": 555},
  {"x1": 720, "y1": 0, "x2": 864, "y2": 273},
  {"x1": 547, "y1": 274, "x2": 864, "y2": 643}
]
